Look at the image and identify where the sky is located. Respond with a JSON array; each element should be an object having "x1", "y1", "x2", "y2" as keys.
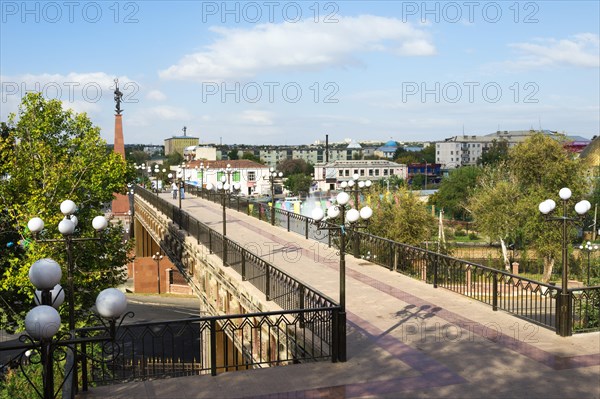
[{"x1": 1, "y1": 1, "x2": 599, "y2": 145}]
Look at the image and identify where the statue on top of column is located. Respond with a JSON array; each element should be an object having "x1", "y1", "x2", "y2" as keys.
[{"x1": 114, "y1": 78, "x2": 123, "y2": 115}]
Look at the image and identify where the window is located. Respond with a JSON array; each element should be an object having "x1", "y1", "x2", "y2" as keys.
[
  {"x1": 233, "y1": 171, "x2": 241, "y2": 182},
  {"x1": 383, "y1": 169, "x2": 388, "y2": 176},
  {"x1": 375, "y1": 169, "x2": 380, "y2": 176},
  {"x1": 450, "y1": 151, "x2": 453, "y2": 155},
  {"x1": 248, "y1": 171, "x2": 256, "y2": 181},
  {"x1": 369, "y1": 169, "x2": 374, "y2": 176},
  {"x1": 345, "y1": 170, "x2": 350, "y2": 177},
  {"x1": 354, "y1": 169, "x2": 359, "y2": 175},
  {"x1": 339, "y1": 170, "x2": 343, "y2": 176},
  {"x1": 360, "y1": 169, "x2": 365, "y2": 176}
]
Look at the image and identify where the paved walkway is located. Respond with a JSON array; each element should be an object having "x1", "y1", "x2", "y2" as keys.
[{"x1": 82, "y1": 193, "x2": 600, "y2": 399}]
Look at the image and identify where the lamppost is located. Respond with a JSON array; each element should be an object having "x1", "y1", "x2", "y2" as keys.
[
  {"x1": 178, "y1": 162, "x2": 191, "y2": 207},
  {"x1": 422, "y1": 159, "x2": 428, "y2": 190},
  {"x1": 199, "y1": 162, "x2": 210, "y2": 190},
  {"x1": 340, "y1": 173, "x2": 372, "y2": 258},
  {"x1": 579, "y1": 241, "x2": 598, "y2": 286},
  {"x1": 152, "y1": 252, "x2": 164, "y2": 294},
  {"x1": 154, "y1": 166, "x2": 166, "y2": 196},
  {"x1": 539, "y1": 188, "x2": 592, "y2": 336},
  {"x1": 134, "y1": 163, "x2": 146, "y2": 186},
  {"x1": 27, "y1": 200, "x2": 109, "y2": 332},
  {"x1": 207, "y1": 169, "x2": 240, "y2": 266},
  {"x1": 22, "y1": 258, "x2": 128, "y2": 399},
  {"x1": 311, "y1": 191, "x2": 372, "y2": 361},
  {"x1": 267, "y1": 167, "x2": 283, "y2": 226}
]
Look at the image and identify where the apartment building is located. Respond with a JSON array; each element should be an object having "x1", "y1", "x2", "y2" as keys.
[{"x1": 313, "y1": 160, "x2": 407, "y2": 191}]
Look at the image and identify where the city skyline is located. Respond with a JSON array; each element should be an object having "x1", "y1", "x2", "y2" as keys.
[{"x1": 1, "y1": 1, "x2": 599, "y2": 145}]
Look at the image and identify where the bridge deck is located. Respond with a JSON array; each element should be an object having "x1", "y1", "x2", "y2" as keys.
[{"x1": 83, "y1": 193, "x2": 600, "y2": 398}]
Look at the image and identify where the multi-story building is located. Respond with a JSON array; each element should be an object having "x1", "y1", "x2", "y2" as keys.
[
  {"x1": 216, "y1": 142, "x2": 365, "y2": 168},
  {"x1": 164, "y1": 135, "x2": 199, "y2": 156},
  {"x1": 313, "y1": 160, "x2": 407, "y2": 191},
  {"x1": 174, "y1": 159, "x2": 272, "y2": 196},
  {"x1": 435, "y1": 130, "x2": 591, "y2": 168}
]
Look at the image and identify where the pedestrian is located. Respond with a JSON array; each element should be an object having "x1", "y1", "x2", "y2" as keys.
[{"x1": 171, "y1": 182, "x2": 177, "y2": 199}]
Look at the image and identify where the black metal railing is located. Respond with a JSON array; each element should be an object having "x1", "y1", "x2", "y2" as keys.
[
  {"x1": 179, "y1": 184, "x2": 600, "y2": 335},
  {"x1": 78, "y1": 308, "x2": 333, "y2": 386}
]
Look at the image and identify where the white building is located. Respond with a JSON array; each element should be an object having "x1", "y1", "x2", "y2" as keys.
[
  {"x1": 313, "y1": 160, "x2": 408, "y2": 191},
  {"x1": 173, "y1": 160, "x2": 272, "y2": 196},
  {"x1": 435, "y1": 130, "x2": 560, "y2": 168}
]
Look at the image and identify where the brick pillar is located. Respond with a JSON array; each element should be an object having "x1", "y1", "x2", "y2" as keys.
[{"x1": 112, "y1": 113, "x2": 129, "y2": 215}]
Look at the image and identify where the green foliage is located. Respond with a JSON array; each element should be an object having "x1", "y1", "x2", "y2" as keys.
[
  {"x1": 278, "y1": 159, "x2": 313, "y2": 176},
  {"x1": 241, "y1": 152, "x2": 262, "y2": 163},
  {"x1": 127, "y1": 149, "x2": 150, "y2": 165},
  {"x1": 227, "y1": 149, "x2": 239, "y2": 160},
  {"x1": 467, "y1": 133, "x2": 587, "y2": 282},
  {"x1": 430, "y1": 166, "x2": 482, "y2": 220},
  {"x1": 0, "y1": 93, "x2": 132, "y2": 333},
  {"x1": 477, "y1": 139, "x2": 509, "y2": 166},
  {"x1": 366, "y1": 186, "x2": 435, "y2": 246},
  {"x1": 283, "y1": 173, "x2": 312, "y2": 196},
  {"x1": 165, "y1": 151, "x2": 183, "y2": 168},
  {"x1": 378, "y1": 175, "x2": 405, "y2": 191},
  {"x1": 0, "y1": 362, "x2": 44, "y2": 399},
  {"x1": 410, "y1": 174, "x2": 426, "y2": 188},
  {"x1": 393, "y1": 144, "x2": 435, "y2": 165}
]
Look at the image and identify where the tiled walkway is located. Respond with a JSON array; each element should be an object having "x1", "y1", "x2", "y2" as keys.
[{"x1": 81, "y1": 193, "x2": 600, "y2": 398}]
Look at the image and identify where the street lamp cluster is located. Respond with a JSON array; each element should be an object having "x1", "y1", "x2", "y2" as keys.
[
  {"x1": 267, "y1": 167, "x2": 283, "y2": 226},
  {"x1": 152, "y1": 252, "x2": 164, "y2": 294},
  {"x1": 206, "y1": 165, "x2": 241, "y2": 266},
  {"x1": 23, "y1": 200, "x2": 128, "y2": 399},
  {"x1": 27, "y1": 200, "x2": 109, "y2": 331},
  {"x1": 340, "y1": 174, "x2": 373, "y2": 257},
  {"x1": 539, "y1": 187, "x2": 592, "y2": 336},
  {"x1": 311, "y1": 175, "x2": 373, "y2": 362},
  {"x1": 579, "y1": 241, "x2": 598, "y2": 286}
]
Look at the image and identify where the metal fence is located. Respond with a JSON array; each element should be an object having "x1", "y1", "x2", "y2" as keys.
[
  {"x1": 135, "y1": 187, "x2": 341, "y2": 359},
  {"x1": 181, "y1": 184, "x2": 600, "y2": 335},
  {"x1": 78, "y1": 308, "x2": 333, "y2": 387}
]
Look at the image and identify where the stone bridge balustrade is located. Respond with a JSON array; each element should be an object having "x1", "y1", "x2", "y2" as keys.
[{"x1": 132, "y1": 195, "x2": 320, "y2": 367}]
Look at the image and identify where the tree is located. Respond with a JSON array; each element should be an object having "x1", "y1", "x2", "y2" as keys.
[
  {"x1": 467, "y1": 133, "x2": 587, "y2": 282},
  {"x1": 278, "y1": 159, "x2": 313, "y2": 176},
  {"x1": 283, "y1": 173, "x2": 312, "y2": 196},
  {"x1": 366, "y1": 186, "x2": 434, "y2": 246},
  {"x1": 0, "y1": 93, "x2": 133, "y2": 332},
  {"x1": 165, "y1": 151, "x2": 183, "y2": 167},
  {"x1": 128, "y1": 149, "x2": 150, "y2": 165},
  {"x1": 242, "y1": 152, "x2": 262, "y2": 163},
  {"x1": 430, "y1": 166, "x2": 482, "y2": 220},
  {"x1": 227, "y1": 149, "x2": 239, "y2": 160},
  {"x1": 410, "y1": 174, "x2": 426, "y2": 188},
  {"x1": 477, "y1": 139, "x2": 509, "y2": 166}
]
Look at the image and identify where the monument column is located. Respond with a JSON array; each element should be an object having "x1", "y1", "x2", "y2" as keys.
[{"x1": 112, "y1": 78, "x2": 130, "y2": 215}]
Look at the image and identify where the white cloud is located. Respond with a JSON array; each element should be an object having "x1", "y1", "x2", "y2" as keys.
[
  {"x1": 146, "y1": 89, "x2": 166, "y2": 101},
  {"x1": 507, "y1": 33, "x2": 600, "y2": 69},
  {"x1": 0, "y1": 72, "x2": 139, "y2": 115},
  {"x1": 240, "y1": 110, "x2": 274, "y2": 125},
  {"x1": 159, "y1": 15, "x2": 435, "y2": 82},
  {"x1": 127, "y1": 105, "x2": 191, "y2": 128}
]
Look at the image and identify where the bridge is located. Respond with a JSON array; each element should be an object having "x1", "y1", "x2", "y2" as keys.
[{"x1": 83, "y1": 186, "x2": 600, "y2": 398}]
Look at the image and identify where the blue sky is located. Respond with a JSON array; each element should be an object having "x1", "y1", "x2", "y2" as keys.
[{"x1": 1, "y1": 1, "x2": 599, "y2": 145}]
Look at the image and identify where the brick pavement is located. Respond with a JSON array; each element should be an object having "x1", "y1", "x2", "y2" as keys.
[{"x1": 81, "y1": 193, "x2": 600, "y2": 399}]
